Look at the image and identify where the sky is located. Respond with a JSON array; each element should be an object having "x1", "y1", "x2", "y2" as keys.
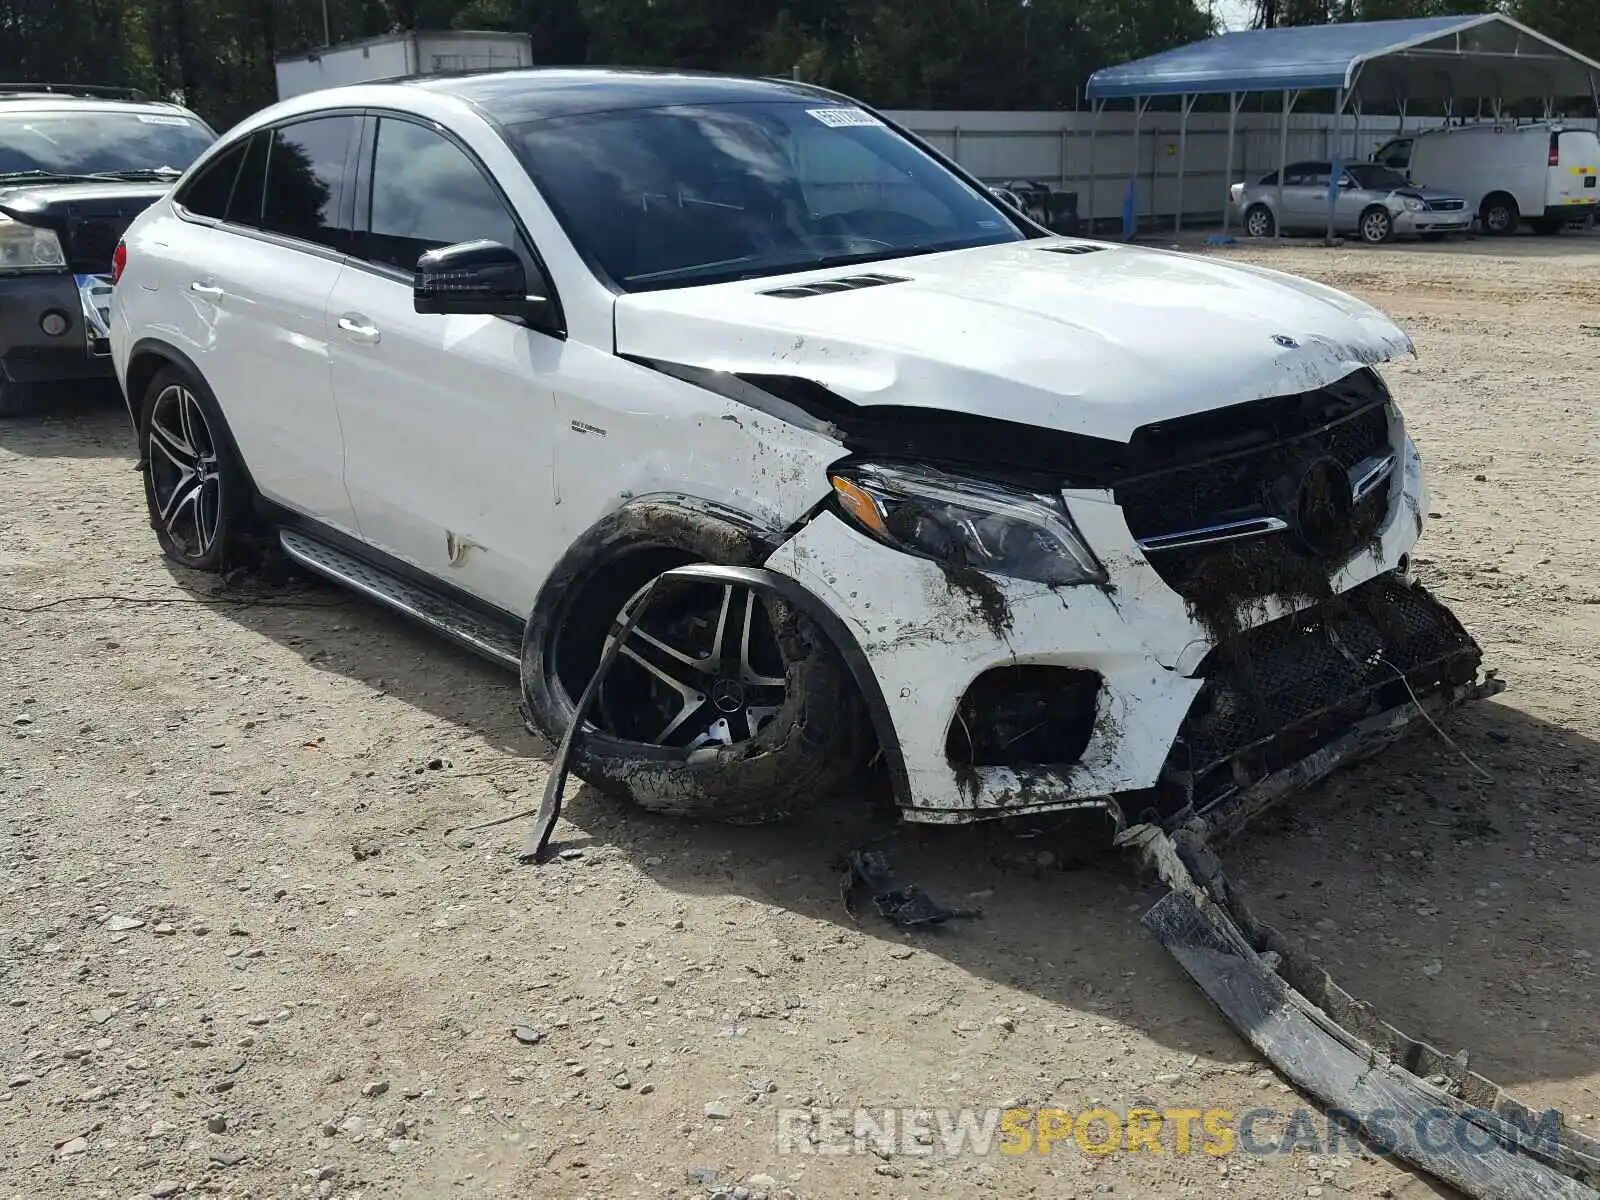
[{"x1": 1211, "y1": 0, "x2": 1255, "y2": 31}]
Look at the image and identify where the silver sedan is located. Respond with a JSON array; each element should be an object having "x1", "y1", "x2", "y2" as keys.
[{"x1": 1229, "y1": 161, "x2": 1472, "y2": 243}]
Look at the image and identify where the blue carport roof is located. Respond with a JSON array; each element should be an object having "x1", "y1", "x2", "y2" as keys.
[{"x1": 1088, "y1": 15, "x2": 1499, "y2": 100}]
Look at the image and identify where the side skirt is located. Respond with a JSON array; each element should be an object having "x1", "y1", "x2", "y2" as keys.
[{"x1": 276, "y1": 526, "x2": 522, "y2": 671}]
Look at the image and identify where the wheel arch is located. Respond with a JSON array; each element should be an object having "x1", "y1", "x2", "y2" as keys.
[
  {"x1": 1358, "y1": 203, "x2": 1394, "y2": 239},
  {"x1": 126, "y1": 338, "x2": 262, "y2": 500},
  {"x1": 521, "y1": 497, "x2": 910, "y2": 808}
]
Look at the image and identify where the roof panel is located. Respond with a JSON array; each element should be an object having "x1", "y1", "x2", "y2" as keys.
[{"x1": 1085, "y1": 15, "x2": 1486, "y2": 99}]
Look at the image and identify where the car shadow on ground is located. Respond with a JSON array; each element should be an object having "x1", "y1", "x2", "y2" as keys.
[
  {"x1": 199, "y1": 568, "x2": 1600, "y2": 1106},
  {"x1": 0, "y1": 384, "x2": 132, "y2": 459}
]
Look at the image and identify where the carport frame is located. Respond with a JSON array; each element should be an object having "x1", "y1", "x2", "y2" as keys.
[{"x1": 1083, "y1": 13, "x2": 1600, "y2": 244}]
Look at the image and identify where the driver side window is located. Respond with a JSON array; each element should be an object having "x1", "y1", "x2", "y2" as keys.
[{"x1": 361, "y1": 117, "x2": 523, "y2": 275}]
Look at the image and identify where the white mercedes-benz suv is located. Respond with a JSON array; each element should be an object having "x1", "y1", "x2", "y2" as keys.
[{"x1": 109, "y1": 69, "x2": 1498, "y2": 837}]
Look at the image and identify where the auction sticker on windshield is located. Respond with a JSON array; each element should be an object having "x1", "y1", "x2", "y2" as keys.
[{"x1": 807, "y1": 107, "x2": 882, "y2": 128}]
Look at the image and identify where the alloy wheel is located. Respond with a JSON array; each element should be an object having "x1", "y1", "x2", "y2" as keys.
[
  {"x1": 1246, "y1": 208, "x2": 1273, "y2": 238},
  {"x1": 1361, "y1": 210, "x2": 1391, "y2": 243},
  {"x1": 146, "y1": 384, "x2": 222, "y2": 559},
  {"x1": 596, "y1": 579, "x2": 789, "y2": 750}
]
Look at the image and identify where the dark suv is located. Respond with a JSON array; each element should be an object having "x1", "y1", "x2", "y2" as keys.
[{"x1": 0, "y1": 85, "x2": 216, "y2": 416}]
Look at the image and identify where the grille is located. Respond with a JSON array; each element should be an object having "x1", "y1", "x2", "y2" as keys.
[
  {"x1": 1115, "y1": 383, "x2": 1393, "y2": 602},
  {"x1": 1425, "y1": 198, "x2": 1466, "y2": 212},
  {"x1": 1167, "y1": 576, "x2": 1481, "y2": 814}
]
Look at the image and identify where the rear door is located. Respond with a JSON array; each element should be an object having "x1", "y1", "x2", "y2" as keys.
[
  {"x1": 1280, "y1": 162, "x2": 1331, "y2": 229},
  {"x1": 1547, "y1": 129, "x2": 1600, "y2": 216},
  {"x1": 162, "y1": 115, "x2": 360, "y2": 532}
]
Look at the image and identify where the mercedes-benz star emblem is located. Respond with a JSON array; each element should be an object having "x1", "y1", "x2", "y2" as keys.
[
  {"x1": 1290, "y1": 457, "x2": 1355, "y2": 557},
  {"x1": 709, "y1": 677, "x2": 747, "y2": 714}
]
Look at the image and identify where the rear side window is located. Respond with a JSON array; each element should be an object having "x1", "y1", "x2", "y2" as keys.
[
  {"x1": 175, "y1": 139, "x2": 249, "y2": 219},
  {"x1": 361, "y1": 117, "x2": 521, "y2": 273},
  {"x1": 255, "y1": 117, "x2": 357, "y2": 252}
]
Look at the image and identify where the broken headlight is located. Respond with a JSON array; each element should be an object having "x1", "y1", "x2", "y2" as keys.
[{"x1": 829, "y1": 463, "x2": 1106, "y2": 586}]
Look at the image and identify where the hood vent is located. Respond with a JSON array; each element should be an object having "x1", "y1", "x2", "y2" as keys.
[
  {"x1": 1039, "y1": 243, "x2": 1107, "y2": 256},
  {"x1": 761, "y1": 272, "x2": 907, "y2": 299}
]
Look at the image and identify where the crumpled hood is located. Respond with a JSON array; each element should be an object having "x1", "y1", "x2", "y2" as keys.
[{"x1": 614, "y1": 238, "x2": 1414, "y2": 443}]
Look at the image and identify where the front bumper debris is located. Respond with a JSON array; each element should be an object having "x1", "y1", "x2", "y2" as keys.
[
  {"x1": 1149, "y1": 574, "x2": 1498, "y2": 836},
  {"x1": 1122, "y1": 822, "x2": 1600, "y2": 1199}
]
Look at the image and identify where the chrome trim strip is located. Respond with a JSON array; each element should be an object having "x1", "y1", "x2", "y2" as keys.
[
  {"x1": 75, "y1": 272, "x2": 114, "y2": 357},
  {"x1": 1137, "y1": 515, "x2": 1288, "y2": 553},
  {"x1": 1349, "y1": 453, "x2": 1396, "y2": 502}
]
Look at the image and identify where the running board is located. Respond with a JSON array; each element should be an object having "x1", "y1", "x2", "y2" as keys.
[{"x1": 277, "y1": 528, "x2": 522, "y2": 671}]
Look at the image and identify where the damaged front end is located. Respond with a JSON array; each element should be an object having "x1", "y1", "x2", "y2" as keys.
[{"x1": 766, "y1": 361, "x2": 1502, "y2": 840}]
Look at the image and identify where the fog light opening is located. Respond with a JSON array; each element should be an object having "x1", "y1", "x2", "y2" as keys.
[
  {"x1": 40, "y1": 309, "x2": 70, "y2": 337},
  {"x1": 946, "y1": 666, "x2": 1102, "y2": 768}
]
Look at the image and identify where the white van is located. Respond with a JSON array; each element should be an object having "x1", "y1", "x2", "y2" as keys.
[{"x1": 1374, "y1": 122, "x2": 1599, "y2": 235}]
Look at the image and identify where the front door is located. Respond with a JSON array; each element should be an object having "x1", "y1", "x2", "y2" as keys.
[{"x1": 327, "y1": 114, "x2": 563, "y2": 618}]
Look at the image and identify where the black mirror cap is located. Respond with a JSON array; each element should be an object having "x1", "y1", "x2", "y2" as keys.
[{"x1": 414, "y1": 239, "x2": 543, "y2": 316}]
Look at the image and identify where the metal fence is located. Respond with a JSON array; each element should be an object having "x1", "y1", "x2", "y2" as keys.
[{"x1": 884, "y1": 107, "x2": 1600, "y2": 229}]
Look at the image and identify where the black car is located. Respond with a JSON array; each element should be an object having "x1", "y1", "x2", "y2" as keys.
[{"x1": 0, "y1": 84, "x2": 216, "y2": 416}]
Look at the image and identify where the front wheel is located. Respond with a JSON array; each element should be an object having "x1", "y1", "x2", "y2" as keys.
[
  {"x1": 1359, "y1": 207, "x2": 1395, "y2": 244},
  {"x1": 138, "y1": 366, "x2": 252, "y2": 572},
  {"x1": 521, "y1": 511, "x2": 874, "y2": 824}
]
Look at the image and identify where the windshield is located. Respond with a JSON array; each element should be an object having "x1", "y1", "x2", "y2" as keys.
[
  {"x1": 0, "y1": 109, "x2": 215, "y2": 178},
  {"x1": 1345, "y1": 163, "x2": 1412, "y2": 190},
  {"x1": 509, "y1": 101, "x2": 1025, "y2": 291}
]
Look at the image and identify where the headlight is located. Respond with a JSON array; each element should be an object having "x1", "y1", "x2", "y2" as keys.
[
  {"x1": 829, "y1": 463, "x2": 1106, "y2": 587},
  {"x1": 1402, "y1": 197, "x2": 1425, "y2": 212},
  {"x1": 0, "y1": 214, "x2": 66, "y2": 273}
]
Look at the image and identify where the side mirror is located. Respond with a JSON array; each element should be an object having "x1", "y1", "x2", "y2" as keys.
[
  {"x1": 989, "y1": 186, "x2": 1024, "y2": 211},
  {"x1": 414, "y1": 239, "x2": 545, "y2": 317}
]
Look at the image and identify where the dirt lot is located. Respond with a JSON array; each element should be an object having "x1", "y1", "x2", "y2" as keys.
[{"x1": 3, "y1": 236, "x2": 1599, "y2": 1200}]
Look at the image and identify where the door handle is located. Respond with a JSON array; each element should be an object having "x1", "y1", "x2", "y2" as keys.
[
  {"x1": 190, "y1": 281, "x2": 223, "y2": 299},
  {"x1": 337, "y1": 314, "x2": 381, "y2": 345}
]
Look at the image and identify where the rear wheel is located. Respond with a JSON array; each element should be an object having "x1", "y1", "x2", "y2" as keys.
[
  {"x1": 1480, "y1": 194, "x2": 1518, "y2": 236},
  {"x1": 521, "y1": 508, "x2": 874, "y2": 824},
  {"x1": 1358, "y1": 206, "x2": 1394, "y2": 244},
  {"x1": 1244, "y1": 204, "x2": 1275, "y2": 239},
  {"x1": 138, "y1": 366, "x2": 252, "y2": 572}
]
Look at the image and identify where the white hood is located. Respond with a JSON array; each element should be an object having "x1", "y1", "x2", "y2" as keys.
[{"x1": 613, "y1": 239, "x2": 1414, "y2": 442}]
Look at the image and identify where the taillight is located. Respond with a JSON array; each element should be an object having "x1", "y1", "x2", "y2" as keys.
[
  {"x1": 1549, "y1": 140, "x2": 1561, "y2": 167},
  {"x1": 111, "y1": 240, "x2": 127, "y2": 285}
]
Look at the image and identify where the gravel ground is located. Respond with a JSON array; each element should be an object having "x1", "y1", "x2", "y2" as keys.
[{"x1": 2, "y1": 234, "x2": 1598, "y2": 1200}]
